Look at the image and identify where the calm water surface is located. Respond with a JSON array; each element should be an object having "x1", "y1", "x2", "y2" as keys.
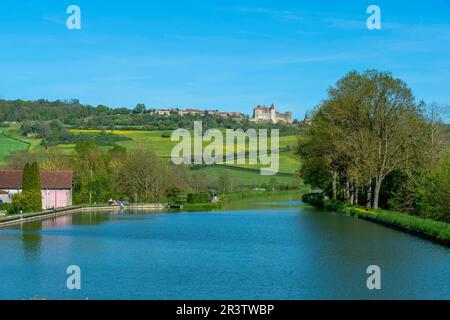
[{"x1": 0, "y1": 195, "x2": 448, "y2": 299}]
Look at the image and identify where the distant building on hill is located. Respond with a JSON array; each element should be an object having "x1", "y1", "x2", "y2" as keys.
[
  {"x1": 250, "y1": 104, "x2": 292, "y2": 124},
  {"x1": 178, "y1": 109, "x2": 206, "y2": 116},
  {"x1": 154, "y1": 109, "x2": 172, "y2": 116},
  {"x1": 151, "y1": 108, "x2": 245, "y2": 119}
]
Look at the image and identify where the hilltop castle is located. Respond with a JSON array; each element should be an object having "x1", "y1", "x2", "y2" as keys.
[
  {"x1": 250, "y1": 104, "x2": 292, "y2": 124},
  {"x1": 151, "y1": 104, "x2": 293, "y2": 124}
]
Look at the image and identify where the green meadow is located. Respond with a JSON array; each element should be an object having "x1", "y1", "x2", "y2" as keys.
[
  {"x1": 0, "y1": 127, "x2": 30, "y2": 162},
  {"x1": 0, "y1": 126, "x2": 301, "y2": 184},
  {"x1": 192, "y1": 166, "x2": 298, "y2": 187}
]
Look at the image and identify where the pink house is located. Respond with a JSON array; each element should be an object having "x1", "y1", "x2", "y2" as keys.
[{"x1": 0, "y1": 170, "x2": 73, "y2": 210}]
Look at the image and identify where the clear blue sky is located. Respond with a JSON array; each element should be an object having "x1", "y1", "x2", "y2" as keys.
[{"x1": 0, "y1": 0, "x2": 449, "y2": 119}]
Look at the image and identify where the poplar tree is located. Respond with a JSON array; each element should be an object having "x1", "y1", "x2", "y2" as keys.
[{"x1": 22, "y1": 162, "x2": 42, "y2": 212}]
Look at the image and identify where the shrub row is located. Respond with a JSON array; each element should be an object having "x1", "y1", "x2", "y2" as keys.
[
  {"x1": 187, "y1": 192, "x2": 211, "y2": 204},
  {"x1": 302, "y1": 193, "x2": 450, "y2": 244}
]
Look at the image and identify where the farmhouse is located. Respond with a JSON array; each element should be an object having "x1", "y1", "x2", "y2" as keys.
[
  {"x1": 0, "y1": 170, "x2": 73, "y2": 209},
  {"x1": 154, "y1": 109, "x2": 172, "y2": 116}
]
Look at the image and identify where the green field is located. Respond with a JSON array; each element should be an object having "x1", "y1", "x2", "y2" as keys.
[
  {"x1": 0, "y1": 127, "x2": 29, "y2": 163},
  {"x1": 1, "y1": 126, "x2": 302, "y2": 183},
  {"x1": 70, "y1": 129, "x2": 301, "y2": 174},
  {"x1": 3, "y1": 124, "x2": 42, "y2": 151},
  {"x1": 192, "y1": 166, "x2": 298, "y2": 187}
]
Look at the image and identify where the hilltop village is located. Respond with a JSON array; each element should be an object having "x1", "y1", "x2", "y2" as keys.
[{"x1": 153, "y1": 104, "x2": 294, "y2": 124}]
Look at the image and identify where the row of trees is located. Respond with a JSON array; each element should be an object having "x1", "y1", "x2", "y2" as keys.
[
  {"x1": 0, "y1": 99, "x2": 303, "y2": 135},
  {"x1": 298, "y1": 70, "x2": 449, "y2": 222},
  {"x1": 5, "y1": 142, "x2": 291, "y2": 204},
  {"x1": 20, "y1": 120, "x2": 131, "y2": 146}
]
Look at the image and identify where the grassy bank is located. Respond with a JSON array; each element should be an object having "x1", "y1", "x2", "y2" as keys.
[
  {"x1": 225, "y1": 188, "x2": 308, "y2": 201},
  {"x1": 183, "y1": 202, "x2": 223, "y2": 211},
  {"x1": 302, "y1": 193, "x2": 450, "y2": 246},
  {"x1": 347, "y1": 207, "x2": 450, "y2": 244}
]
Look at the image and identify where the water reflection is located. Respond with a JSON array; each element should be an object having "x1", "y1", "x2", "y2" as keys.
[
  {"x1": 20, "y1": 221, "x2": 42, "y2": 261},
  {"x1": 10, "y1": 212, "x2": 112, "y2": 261},
  {"x1": 0, "y1": 195, "x2": 448, "y2": 299}
]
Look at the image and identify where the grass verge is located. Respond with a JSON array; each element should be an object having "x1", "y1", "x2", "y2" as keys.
[{"x1": 302, "y1": 193, "x2": 450, "y2": 246}]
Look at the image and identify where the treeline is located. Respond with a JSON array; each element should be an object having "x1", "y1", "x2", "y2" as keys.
[
  {"x1": 21, "y1": 120, "x2": 131, "y2": 146},
  {"x1": 0, "y1": 98, "x2": 303, "y2": 134},
  {"x1": 4, "y1": 143, "x2": 295, "y2": 204},
  {"x1": 298, "y1": 70, "x2": 449, "y2": 222}
]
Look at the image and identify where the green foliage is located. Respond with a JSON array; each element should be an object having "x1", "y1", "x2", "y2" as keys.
[
  {"x1": 0, "y1": 203, "x2": 12, "y2": 211},
  {"x1": 323, "y1": 199, "x2": 345, "y2": 212},
  {"x1": 299, "y1": 157, "x2": 332, "y2": 191},
  {"x1": 304, "y1": 196, "x2": 450, "y2": 244},
  {"x1": 21, "y1": 162, "x2": 42, "y2": 212},
  {"x1": 0, "y1": 127, "x2": 29, "y2": 163},
  {"x1": 217, "y1": 172, "x2": 232, "y2": 193},
  {"x1": 8, "y1": 191, "x2": 35, "y2": 214},
  {"x1": 1, "y1": 98, "x2": 305, "y2": 133},
  {"x1": 387, "y1": 157, "x2": 450, "y2": 223},
  {"x1": 21, "y1": 121, "x2": 131, "y2": 146},
  {"x1": 22, "y1": 163, "x2": 31, "y2": 190},
  {"x1": 297, "y1": 69, "x2": 448, "y2": 224},
  {"x1": 29, "y1": 162, "x2": 41, "y2": 191},
  {"x1": 184, "y1": 202, "x2": 222, "y2": 211},
  {"x1": 348, "y1": 207, "x2": 450, "y2": 243},
  {"x1": 187, "y1": 192, "x2": 211, "y2": 204},
  {"x1": 302, "y1": 193, "x2": 325, "y2": 207},
  {"x1": 73, "y1": 142, "x2": 112, "y2": 204}
]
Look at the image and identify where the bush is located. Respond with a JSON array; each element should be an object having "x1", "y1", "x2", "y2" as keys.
[
  {"x1": 8, "y1": 192, "x2": 36, "y2": 215},
  {"x1": 302, "y1": 192, "x2": 325, "y2": 207},
  {"x1": 187, "y1": 192, "x2": 211, "y2": 204},
  {"x1": 0, "y1": 203, "x2": 12, "y2": 211},
  {"x1": 184, "y1": 202, "x2": 222, "y2": 211},
  {"x1": 324, "y1": 199, "x2": 345, "y2": 212}
]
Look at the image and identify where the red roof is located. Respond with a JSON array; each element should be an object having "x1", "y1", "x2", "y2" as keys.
[{"x1": 0, "y1": 170, "x2": 73, "y2": 189}]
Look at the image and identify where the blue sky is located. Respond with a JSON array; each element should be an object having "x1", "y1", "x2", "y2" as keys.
[{"x1": 0, "y1": 0, "x2": 449, "y2": 119}]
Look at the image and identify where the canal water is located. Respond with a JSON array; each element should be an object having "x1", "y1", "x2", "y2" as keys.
[{"x1": 0, "y1": 195, "x2": 448, "y2": 299}]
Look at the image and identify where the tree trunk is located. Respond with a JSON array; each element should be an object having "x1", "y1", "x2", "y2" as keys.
[
  {"x1": 332, "y1": 170, "x2": 337, "y2": 200},
  {"x1": 373, "y1": 176, "x2": 383, "y2": 210},
  {"x1": 349, "y1": 181, "x2": 354, "y2": 205},
  {"x1": 354, "y1": 183, "x2": 359, "y2": 205},
  {"x1": 366, "y1": 178, "x2": 372, "y2": 210},
  {"x1": 345, "y1": 180, "x2": 350, "y2": 204}
]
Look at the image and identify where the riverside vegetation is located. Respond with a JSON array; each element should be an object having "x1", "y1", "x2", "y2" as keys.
[
  {"x1": 299, "y1": 70, "x2": 449, "y2": 243},
  {"x1": 0, "y1": 69, "x2": 448, "y2": 246}
]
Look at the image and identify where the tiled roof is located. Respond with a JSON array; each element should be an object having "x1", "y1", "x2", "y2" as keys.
[{"x1": 0, "y1": 170, "x2": 73, "y2": 189}]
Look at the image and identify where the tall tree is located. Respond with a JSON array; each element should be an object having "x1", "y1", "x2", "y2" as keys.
[
  {"x1": 300, "y1": 70, "x2": 426, "y2": 209},
  {"x1": 117, "y1": 148, "x2": 169, "y2": 202},
  {"x1": 74, "y1": 142, "x2": 108, "y2": 204},
  {"x1": 22, "y1": 162, "x2": 42, "y2": 211}
]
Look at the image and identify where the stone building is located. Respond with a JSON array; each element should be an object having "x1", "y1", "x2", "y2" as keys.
[{"x1": 250, "y1": 104, "x2": 292, "y2": 124}]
